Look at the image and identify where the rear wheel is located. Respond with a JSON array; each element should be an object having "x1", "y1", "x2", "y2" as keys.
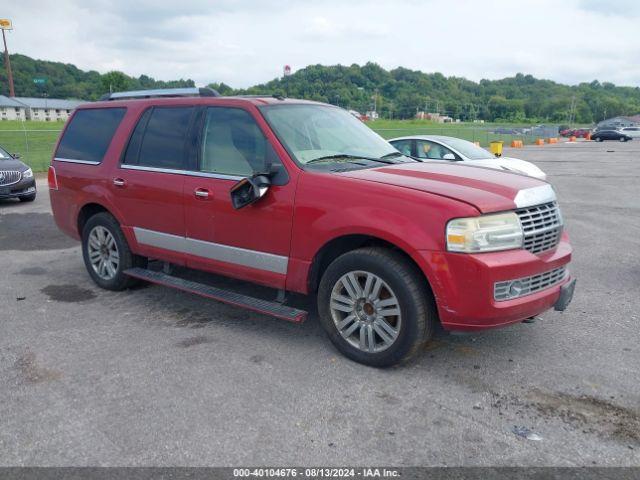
[
  {"x1": 317, "y1": 247, "x2": 436, "y2": 367},
  {"x1": 82, "y1": 212, "x2": 145, "y2": 291}
]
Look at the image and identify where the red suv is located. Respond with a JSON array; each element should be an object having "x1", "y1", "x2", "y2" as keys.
[{"x1": 49, "y1": 88, "x2": 575, "y2": 367}]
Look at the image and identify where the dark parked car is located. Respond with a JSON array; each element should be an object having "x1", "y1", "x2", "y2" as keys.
[
  {"x1": 591, "y1": 130, "x2": 632, "y2": 142},
  {"x1": 0, "y1": 145, "x2": 36, "y2": 202}
]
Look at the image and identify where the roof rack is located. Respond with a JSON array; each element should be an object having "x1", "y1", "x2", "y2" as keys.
[{"x1": 99, "y1": 87, "x2": 220, "y2": 101}]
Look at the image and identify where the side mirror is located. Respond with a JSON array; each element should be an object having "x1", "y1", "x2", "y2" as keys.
[
  {"x1": 442, "y1": 153, "x2": 457, "y2": 161},
  {"x1": 230, "y1": 174, "x2": 271, "y2": 210},
  {"x1": 12, "y1": 153, "x2": 21, "y2": 159}
]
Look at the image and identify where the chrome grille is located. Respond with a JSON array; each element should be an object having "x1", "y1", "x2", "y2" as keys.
[
  {"x1": 0, "y1": 170, "x2": 22, "y2": 186},
  {"x1": 494, "y1": 266, "x2": 567, "y2": 301},
  {"x1": 516, "y1": 201, "x2": 563, "y2": 254}
]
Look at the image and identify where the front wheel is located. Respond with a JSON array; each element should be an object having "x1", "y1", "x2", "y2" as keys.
[
  {"x1": 619, "y1": 137, "x2": 627, "y2": 142},
  {"x1": 317, "y1": 247, "x2": 436, "y2": 367},
  {"x1": 594, "y1": 137, "x2": 602, "y2": 142},
  {"x1": 82, "y1": 212, "x2": 145, "y2": 291}
]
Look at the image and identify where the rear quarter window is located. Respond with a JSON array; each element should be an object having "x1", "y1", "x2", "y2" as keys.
[{"x1": 56, "y1": 108, "x2": 126, "y2": 163}]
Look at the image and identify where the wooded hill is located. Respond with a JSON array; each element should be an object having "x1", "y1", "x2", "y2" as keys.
[{"x1": 2, "y1": 54, "x2": 639, "y2": 123}]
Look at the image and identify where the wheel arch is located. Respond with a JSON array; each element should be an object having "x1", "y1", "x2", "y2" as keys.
[
  {"x1": 307, "y1": 233, "x2": 435, "y2": 298},
  {"x1": 76, "y1": 202, "x2": 118, "y2": 237}
]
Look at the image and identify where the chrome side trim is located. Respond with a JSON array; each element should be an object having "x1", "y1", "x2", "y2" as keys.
[
  {"x1": 120, "y1": 164, "x2": 245, "y2": 181},
  {"x1": 514, "y1": 184, "x2": 556, "y2": 208},
  {"x1": 133, "y1": 227, "x2": 288, "y2": 275},
  {"x1": 54, "y1": 157, "x2": 101, "y2": 165}
]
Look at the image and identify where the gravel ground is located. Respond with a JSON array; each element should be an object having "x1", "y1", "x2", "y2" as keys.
[{"x1": 0, "y1": 140, "x2": 638, "y2": 467}]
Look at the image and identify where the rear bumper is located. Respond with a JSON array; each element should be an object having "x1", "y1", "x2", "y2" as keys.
[
  {"x1": 418, "y1": 234, "x2": 573, "y2": 331},
  {"x1": 0, "y1": 177, "x2": 36, "y2": 199}
]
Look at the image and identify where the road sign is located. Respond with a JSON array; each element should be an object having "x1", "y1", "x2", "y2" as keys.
[
  {"x1": 0, "y1": 19, "x2": 12, "y2": 30},
  {"x1": 33, "y1": 78, "x2": 47, "y2": 85}
]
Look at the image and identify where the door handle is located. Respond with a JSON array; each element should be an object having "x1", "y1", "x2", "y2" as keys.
[
  {"x1": 113, "y1": 178, "x2": 126, "y2": 187},
  {"x1": 194, "y1": 188, "x2": 210, "y2": 199}
]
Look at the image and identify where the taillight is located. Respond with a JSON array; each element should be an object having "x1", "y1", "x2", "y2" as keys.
[{"x1": 48, "y1": 166, "x2": 58, "y2": 190}]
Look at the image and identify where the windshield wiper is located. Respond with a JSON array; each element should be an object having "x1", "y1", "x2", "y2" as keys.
[
  {"x1": 379, "y1": 151, "x2": 403, "y2": 159},
  {"x1": 306, "y1": 154, "x2": 395, "y2": 165},
  {"x1": 380, "y1": 151, "x2": 423, "y2": 162}
]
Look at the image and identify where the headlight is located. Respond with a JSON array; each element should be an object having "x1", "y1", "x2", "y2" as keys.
[
  {"x1": 446, "y1": 212, "x2": 523, "y2": 253},
  {"x1": 23, "y1": 168, "x2": 33, "y2": 178}
]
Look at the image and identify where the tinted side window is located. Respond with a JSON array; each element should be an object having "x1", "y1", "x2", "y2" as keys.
[
  {"x1": 132, "y1": 107, "x2": 194, "y2": 170},
  {"x1": 201, "y1": 107, "x2": 273, "y2": 176},
  {"x1": 123, "y1": 109, "x2": 151, "y2": 165},
  {"x1": 56, "y1": 108, "x2": 126, "y2": 163}
]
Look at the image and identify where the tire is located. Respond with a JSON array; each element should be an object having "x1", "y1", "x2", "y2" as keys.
[
  {"x1": 317, "y1": 247, "x2": 436, "y2": 367},
  {"x1": 81, "y1": 212, "x2": 145, "y2": 291},
  {"x1": 595, "y1": 137, "x2": 602, "y2": 142},
  {"x1": 19, "y1": 193, "x2": 36, "y2": 202},
  {"x1": 619, "y1": 137, "x2": 627, "y2": 142}
]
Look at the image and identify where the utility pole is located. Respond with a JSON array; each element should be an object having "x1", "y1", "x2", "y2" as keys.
[
  {"x1": 1, "y1": 19, "x2": 15, "y2": 97},
  {"x1": 568, "y1": 96, "x2": 576, "y2": 125},
  {"x1": 373, "y1": 88, "x2": 378, "y2": 115}
]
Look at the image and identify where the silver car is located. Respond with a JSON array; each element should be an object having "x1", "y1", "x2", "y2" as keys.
[
  {"x1": 389, "y1": 135, "x2": 547, "y2": 180},
  {"x1": 620, "y1": 127, "x2": 640, "y2": 138}
]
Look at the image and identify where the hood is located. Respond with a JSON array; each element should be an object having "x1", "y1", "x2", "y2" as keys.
[
  {"x1": 473, "y1": 156, "x2": 547, "y2": 180},
  {"x1": 0, "y1": 158, "x2": 28, "y2": 171},
  {"x1": 337, "y1": 161, "x2": 552, "y2": 213}
]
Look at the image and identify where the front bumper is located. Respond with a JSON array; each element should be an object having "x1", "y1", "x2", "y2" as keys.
[
  {"x1": 0, "y1": 177, "x2": 36, "y2": 199},
  {"x1": 418, "y1": 233, "x2": 573, "y2": 331}
]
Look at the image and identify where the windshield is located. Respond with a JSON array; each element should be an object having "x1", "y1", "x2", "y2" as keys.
[
  {"x1": 0, "y1": 145, "x2": 10, "y2": 159},
  {"x1": 260, "y1": 104, "x2": 400, "y2": 166},
  {"x1": 438, "y1": 137, "x2": 495, "y2": 160}
]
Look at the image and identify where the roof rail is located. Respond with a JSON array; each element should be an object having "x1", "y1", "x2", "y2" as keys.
[{"x1": 99, "y1": 87, "x2": 220, "y2": 101}]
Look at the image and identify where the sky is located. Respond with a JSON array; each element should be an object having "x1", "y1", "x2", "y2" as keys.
[{"x1": 4, "y1": 0, "x2": 640, "y2": 88}]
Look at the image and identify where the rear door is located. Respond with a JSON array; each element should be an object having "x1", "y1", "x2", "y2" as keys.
[
  {"x1": 111, "y1": 105, "x2": 197, "y2": 265},
  {"x1": 182, "y1": 105, "x2": 296, "y2": 289}
]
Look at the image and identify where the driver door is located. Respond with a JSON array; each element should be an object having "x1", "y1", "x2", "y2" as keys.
[{"x1": 183, "y1": 105, "x2": 295, "y2": 289}]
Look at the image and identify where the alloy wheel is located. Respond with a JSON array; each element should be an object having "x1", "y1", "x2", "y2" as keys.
[
  {"x1": 329, "y1": 270, "x2": 401, "y2": 353},
  {"x1": 87, "y1": 225, "x2": 120, "y2": 280}
]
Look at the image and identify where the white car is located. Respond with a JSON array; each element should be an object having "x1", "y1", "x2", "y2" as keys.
[
  {"x1": 620, "y1": 127, "x2": 640, "y2": 138},
  {"x1": 389, "y1": 135, "x2": 547, "y2": 180}
]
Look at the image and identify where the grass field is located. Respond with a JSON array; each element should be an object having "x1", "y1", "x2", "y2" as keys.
[
  {"x1": 0, "y1": 119, "x2": 560, "y2": 172},
  {"x1": 0, "y1": 121, "x2": 63, "y2": 172}
]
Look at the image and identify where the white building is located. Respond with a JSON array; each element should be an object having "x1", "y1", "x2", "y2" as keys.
[
  {"x1": 0, "y1": 95, "x2": 27, "y2": 121},
  {"x1": 12, "y1": 97, "x2": 85, "y2": 122}
]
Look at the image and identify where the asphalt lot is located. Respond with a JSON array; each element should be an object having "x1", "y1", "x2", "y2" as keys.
[{"x1": 1, "y1": 140, "x2": 639, "y2": 467}]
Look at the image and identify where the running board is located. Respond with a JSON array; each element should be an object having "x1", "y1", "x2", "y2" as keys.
[{"x1": 124, "y1": 267, "x2": 307, "y2": 323}]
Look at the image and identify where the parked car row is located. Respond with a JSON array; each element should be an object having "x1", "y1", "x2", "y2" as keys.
[{"x1": 559, "y1": 128, "x2": 591, "y2": 138}]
